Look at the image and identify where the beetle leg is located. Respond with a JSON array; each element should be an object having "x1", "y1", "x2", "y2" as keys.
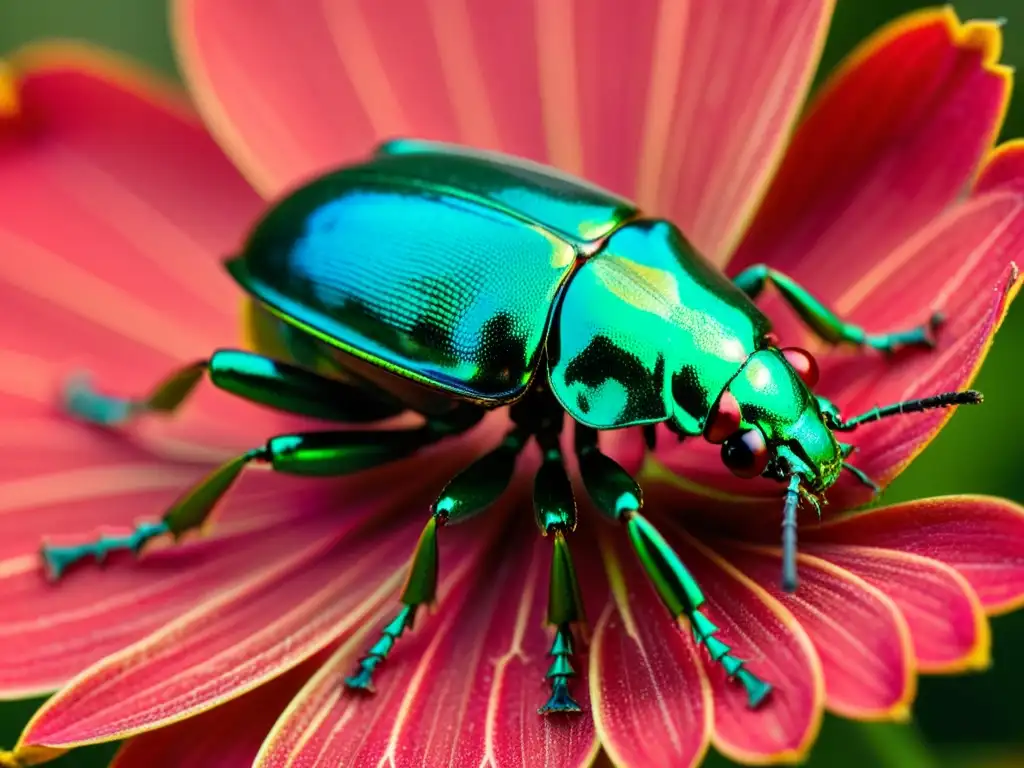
[
  {"x1": 344, "y1": 424, "x2": 531, "y2": 692},
  {"x1": 41, "y1": 424, "x2": 457, "y2": 580},
  {"x1": 533, "y1": 429, "x2": 585, "y2": 714},
  {"x1": 837, "y1": 445, "x2": 881, "y2": 493},
  {"x1": 733, "y1": 264, "x2": 943, "y2": 353},
  {"x1": 574, "y1": 425, "x2": 773, "y2": 708},
  {"x1": 64, "y1": 349, "x2": 404, "y2": 427}
]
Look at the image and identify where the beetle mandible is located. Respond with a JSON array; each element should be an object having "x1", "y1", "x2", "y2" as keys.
[{"x1": 51, "y1": 139, "x2": 980, "y2": 713}]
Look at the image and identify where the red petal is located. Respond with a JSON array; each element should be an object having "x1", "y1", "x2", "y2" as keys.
[
  {"x1": 590, "y1": 536, "x2": 712, "y2": 768},
  {"x1": 638, "y1": 0, "x2": 833, "y2": 262},
  {"x1": 976, "y1": 139, "x2": 1024, "y2": 195},
  {"x1": 805, "y1": 544, "x2": 990, "y2": 673},
  {"x1": 0, "y1": 44, "x2": 258, "y2": 359},
  {"x1": 256, "y1": 516, "x2": 600, "y2": 768},
  {"x1": 176, "y1": 0, "x2": 831, "y2": 252},
  {"x1": 717, "y1": 542, "x2": 915, "y2": 721},
  {"x1": 112, "y1": 658, "x2": 319, "y2": 768},
  {"x1": 805, "y1": 496, "x2": 1024, "y2": 615},
  {"x1": 18, "y1": 510, "x2": 431, "y2": 748},
  {"x1": 0, "y1": 46, "x2": 314, "y2": 463},
  {"x1": 0, "y1": 509, "x2": 340, "y2": 698},
  {"x1": 731, "y1": 8, "x2": 1010, "y2": 284}
]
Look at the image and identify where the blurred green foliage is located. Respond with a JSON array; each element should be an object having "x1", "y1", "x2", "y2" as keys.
[{"x1": 0, "y1": 0, "x2": 1022, "y2": 765}]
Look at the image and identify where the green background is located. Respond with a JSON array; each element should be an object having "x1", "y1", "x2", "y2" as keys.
[{"x1": 0, "y1": 1, "x2": 1022, "y2": 766}]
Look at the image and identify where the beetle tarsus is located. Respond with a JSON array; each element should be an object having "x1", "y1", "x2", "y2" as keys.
[
  {"x1": 41, "y1": 520, "x2": 170, "y2": 581},
  {"x1": 539, "y1": 623, "x2": 582, "y2": 714},
  {"x1": 869, "y1": 310, "x2": 945, "y2": 353},
  {"x1": 64, "y1": 360, "x2": 209, "y2": 427},
  {"x1": 540, "y1": 674, "x2": 582, "y2": 715},
  {"x1": 344, "y1": 603, "x2": 417, "y2": 694},
  {"x1": 690, "y1": 609, "x2": 774, "y2": 708},
  {"x1": 737, "y1": 668, "x2": 774, "y2": 708},
  {"x1": 842, "y1": 462, "x2": 880, "y2": 493}
]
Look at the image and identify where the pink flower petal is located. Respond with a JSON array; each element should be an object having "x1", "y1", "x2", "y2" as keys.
[
  {"x1": 19, "y1": 508, "x2": 433, "y2": 748},
  {"x1": 176, "y1": 0, "x2": 831, "y2": 257},
  {"x1": 716, "y1": 542, "x2": 915, "y2": 721},
  {"x1": 805, "y1": 544, "x2": 990, "y2": 673},
  {"x1": 112, "y1": 659, "x2": 320, "y2": 768},
  {"x1": 635, "y1": 0, "x2": 834, "y2": 262},
  {"x1": 256, "y1": 515, "x2": 600, "y2": 768},
  {"x1": 590, "y1": 536, "x2": 712, "y2": 768},
  {"x1": 0, "y1": 43, "x2": 257, "y2": 358},
  {"x1": 0, "y1": 45, "x2": 316, "y2": 462},
  {"x1": 0, "y1": 510, "x2": 341, "y2": 698},
  {"x1": 730, "y1": 7, "x2": 1010, "y2": 284},
  {"x1": 805, "y1": 496, "x2": 1024, "y2": 615}
]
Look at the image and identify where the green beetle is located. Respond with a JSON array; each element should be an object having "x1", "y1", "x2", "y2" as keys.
[{"x1": 51, "y1": 138, "x2": 979, "y2": 714}]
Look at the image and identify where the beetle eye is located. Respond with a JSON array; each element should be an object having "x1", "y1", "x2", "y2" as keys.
[
  {"x1": 781, "y1": 347, "x2": 819, "y2": 388},
  {"x1": 721, "y1": 429, "x2": 769, "y2": 478},
  {"x1": 705, "y1": 391, "x2": 743, "y2": 444}
]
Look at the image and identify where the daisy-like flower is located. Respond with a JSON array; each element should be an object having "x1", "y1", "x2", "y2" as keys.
[{"x1": 2, "y1": 2, "x2": 1024, "y2": 766}]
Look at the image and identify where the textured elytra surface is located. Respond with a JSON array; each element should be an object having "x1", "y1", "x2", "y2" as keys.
[
  {"x1": 231, "y1": 143, "x2": 649, "y2": 404},
  {"x1": 235, "y1": 177, "x2": 577, "y2": 403}
]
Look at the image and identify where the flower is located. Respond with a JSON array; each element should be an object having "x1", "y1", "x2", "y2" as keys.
[{"x1": 1, "y1": 2, "x2": 1023, "y2": 767}]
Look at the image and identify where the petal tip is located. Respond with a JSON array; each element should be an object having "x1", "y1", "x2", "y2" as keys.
[
  {"x1": 0, "y1": 745, "x2": 66, "y2": 767},
  {"x1": 888, "y1": 702, "x2": 912, "y2": 724},
  {"x1": 0, "y1": 61, "x2": 20, "y2": 118},
  {"x1": 957, "y1": 18, "x2": 1007, "y2": 71},
  {"x1": 845, "y1": 6, "x2": 1013, "y2": 90},
  {"x1": 3, "y1": 39, "x2": 191, "y2": 124},
  {"x1": 963, "y1": 645, "x2": 993, "y2": 672}
]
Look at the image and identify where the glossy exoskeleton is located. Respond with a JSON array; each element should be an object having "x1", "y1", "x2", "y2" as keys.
[{"x1": 52, "y1": 139, "x2": 980, "y2": 713}]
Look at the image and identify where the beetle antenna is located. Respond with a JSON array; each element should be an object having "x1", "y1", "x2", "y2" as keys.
[
  {"x1": 781, "y1": 476, "x2": 801, "y2": 593},
  {"x1": 841, "y1": 462, "x2": 880, "y2": 493},
  {"x1": 830, "y1": 390, "x2": 982, "y2": 432}
]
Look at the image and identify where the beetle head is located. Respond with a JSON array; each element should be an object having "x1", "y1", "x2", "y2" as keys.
[
  {"x1": 703, "y1": 345, "x2": 982, "y2": 593},
  {"x1": 704, "y1": 348, "x2": 841, "y2": 495}
]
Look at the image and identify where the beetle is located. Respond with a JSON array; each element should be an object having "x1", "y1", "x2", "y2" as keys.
[{"x1": 50, "y1": 138, "x2": 980, "y2": 714}]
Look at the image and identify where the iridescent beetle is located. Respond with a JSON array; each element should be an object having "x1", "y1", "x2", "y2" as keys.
[{"x1": 51, "y1": 139, "x2": 980, "y2": 714}]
